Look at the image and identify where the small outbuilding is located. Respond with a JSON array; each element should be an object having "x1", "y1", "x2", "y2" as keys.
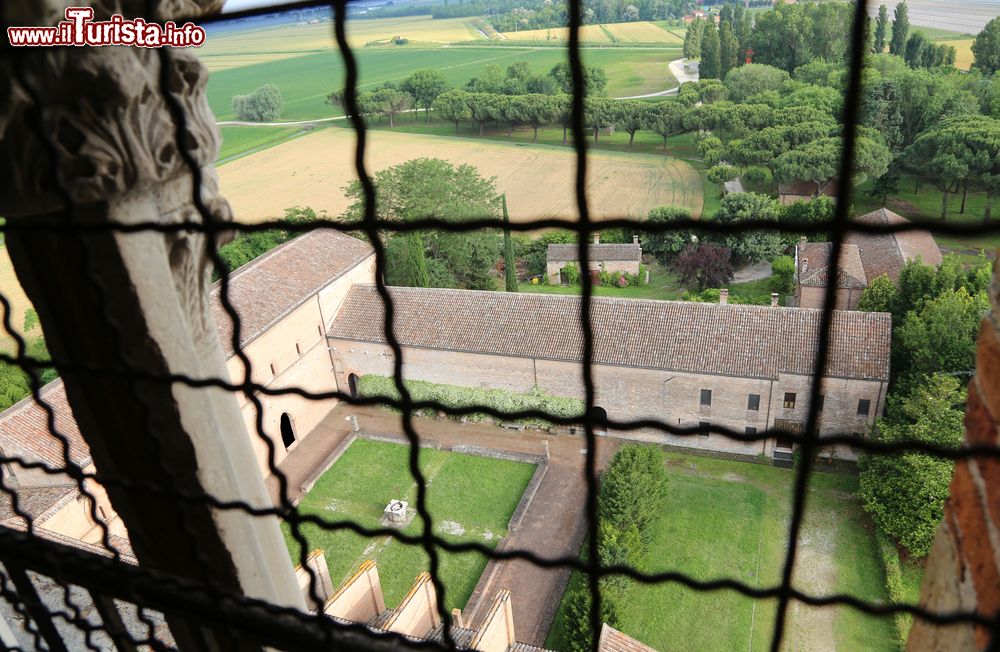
[{"x1": 546, "y1": 234, "x2": 642, "y2": 284}]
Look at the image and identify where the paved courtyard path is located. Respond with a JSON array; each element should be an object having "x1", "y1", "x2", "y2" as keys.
[{"x1": 269, "y1": 404, "x2": 621, "y2": 646}]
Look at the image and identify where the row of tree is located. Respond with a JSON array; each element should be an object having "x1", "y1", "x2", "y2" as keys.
[{"x1": 481, "y1": 0, "x2": 686, "y2": 33}]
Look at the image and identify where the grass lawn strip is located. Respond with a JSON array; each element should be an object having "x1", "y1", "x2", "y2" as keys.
[{"x1": 285, "y1": 439, "x2": 535, "y2": 610}]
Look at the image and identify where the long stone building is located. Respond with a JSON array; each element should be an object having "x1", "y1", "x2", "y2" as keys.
[{"x1": 546, "y1": 235, "x2": 642, "y2": 284}]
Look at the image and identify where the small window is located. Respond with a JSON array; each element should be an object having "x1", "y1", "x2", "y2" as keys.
[
  {"x1": 269, "y1": 362, "x2": 277, "y2": 376},
  {"x1": 700, "y1": 389, "x2": 712, "y2": 406},
  {"x1": 317, "y1": 324, "x2": 323, "y2": 337},
  {"x1": 816, "y1": 395, "x2": 825, "y2": 412},
  {"x1": 698, "y1": 421, "x2": 710, "y2": 437},
  {"x1": 747, "y1": 394, "x2": 760, "y2": 411},
  {"x1": 857, "y1": 399, "x2": 871, "y2": 416},
  {"x1": 745, "y1": 426, "x2": 758, "y2": 437},
  {"x1": 783, "y1": 392, "x2": 796, "y2": 409},
  {"x1": 295, "y1": 341, "x2": 302, "y2": 355}
]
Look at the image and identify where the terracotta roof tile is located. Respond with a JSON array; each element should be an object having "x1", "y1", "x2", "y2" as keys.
[
  {"x1": 547, "y1": 243, "x2": 641, "y2": 263},
  {"x1": 846, "y1": 209, "x2": 942, "y2": 282},
  {"x1": 0, "y1": 381, "x2": 91, "y2": 469},
  {"x1": 598, "y1": 624, "x2": 655, "y2": 652},
  {"x1": 329, "y1": 286, "x2": 892, "y2": 382},
  {"x1": 797, "y1": 242, "x2": 868, "y2": 289},
  {"x1": 211, "y1": 230, "x2": 374, "y2": 356}
]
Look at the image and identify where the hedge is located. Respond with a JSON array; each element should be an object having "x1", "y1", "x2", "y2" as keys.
[
  {"x1": 875, "y1": 525, "x2": 913, "y2": 650},
  {"x1": 355, "y1": 375, "x2": 584, "y2": 427}
]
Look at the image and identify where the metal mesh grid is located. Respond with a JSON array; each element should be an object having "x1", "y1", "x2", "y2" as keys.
[{"x1": 0, "y1": 0, "x2": 998, "y2": 649}]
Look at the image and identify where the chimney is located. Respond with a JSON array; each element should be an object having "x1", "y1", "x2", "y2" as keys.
[
  {"x1": 719, "y1": 289, "x2": 729, "y2": 305},
  {"x1": 770, "y1": 292, "x2": 779, "y2": 308},
  {"x1": 593, "y1": 233, "x2": 600, "y2": 245},
  {"x1": 800, "y1": 236, "x2": 807, "y2": 244},
  {"x1": 633, "y1": 234, "x2": 639, "y2": 245}
]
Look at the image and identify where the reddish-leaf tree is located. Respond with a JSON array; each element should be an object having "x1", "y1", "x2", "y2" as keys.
[{"x1": 672, "y1": 243, "x2": 735, "y2": 290}]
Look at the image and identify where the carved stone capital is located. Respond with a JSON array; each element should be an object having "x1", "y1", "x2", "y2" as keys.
[{"x1": 0, "y1": 1, "x2": 226, "y2": 216}]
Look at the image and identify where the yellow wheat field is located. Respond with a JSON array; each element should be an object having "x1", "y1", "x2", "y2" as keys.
[
  {"x1": 200, "y1": 17, "x2": 485, "y2": 71},
  {"x1": 499, "y1": 21, "x2": 680, "y2": 44},
  {"x1": 217, "y1": 127, "x2": 703, "y2": 223},
  {"x1": 938, "y1": 38, "x2": 974, "y2": 69}
]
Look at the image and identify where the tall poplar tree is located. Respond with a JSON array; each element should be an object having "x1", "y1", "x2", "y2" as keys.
[
  {"x1": 700, "y1": 23, "x2": 722, "y2": 80},
  {"x1": 889, "y1": 1, "x2": 910, "y2": 56},
  {"x1": 874, "y1": 4, "x2": 889, "y2": 52}
]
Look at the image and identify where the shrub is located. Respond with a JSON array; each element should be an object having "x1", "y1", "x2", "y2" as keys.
[
  {"x1": 599, "y1": 445, "x2": 668, "y2": 543},
  {"x1": 562, "y1": 262, "x2": 580, "y2": 285},
  {"x1": 875, "y1": 526, "x2": 913, "y2": 649},
  {"x1": 770, "y1": 255, "x2": 795, "y2": 295},
  {"x1": 743, "y1": 167, "x2": 769, "y2": 185},
  {"x1": 672, "y1": 242, "x2": 734, "y2": 290},
  {"x1": 356, "y1": 375, "x2": 585, "y2": 427},
  {"x1": 231, "y1": 83, "x2": 283, "y2": 121},
  {"x1": 564, "y1": 587, "x2": 619, "y2": 652}
]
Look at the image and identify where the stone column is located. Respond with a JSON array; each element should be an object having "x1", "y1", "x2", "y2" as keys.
[
  {"x1": 907, "y1": 267, "x2": 1000, "y2": 649},
  {"x1": 0, "y1": 2, "x2": 305, "y2": 648}
]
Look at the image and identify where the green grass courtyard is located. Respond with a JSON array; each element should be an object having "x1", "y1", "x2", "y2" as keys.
[
  {"x1": 282, "y1": 438, "x2": 536, "y2": 611},
  {"x1": 546, "y1": 452, "x2": 902, "y2": 652}
]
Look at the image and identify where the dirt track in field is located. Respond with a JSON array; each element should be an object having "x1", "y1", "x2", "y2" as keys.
[
  {"x1": 217, "y1": 128, "x2": 703, "y2": 224},
  {"x1": 0, "y1": 246, "x2": 34, "y2": 353}
]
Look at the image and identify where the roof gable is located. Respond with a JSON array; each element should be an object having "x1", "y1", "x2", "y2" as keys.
[
  {"x1": 846, "y1": 209, "x2": 943, "y2": 282},
  {"x1": 547, "y1": 243, "x2": 641, "y2": 263}
]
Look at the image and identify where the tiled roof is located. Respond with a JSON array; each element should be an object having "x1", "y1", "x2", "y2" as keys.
[
  {"x1": 846, "y1": 209, "x2": 942, "y2": 282},
  {"x1": 547, "y1": 243, "x2": 641, "y2": 263},
  {"x1": 212, "y1": 230, "x2": 374, "y2": 356},
  {"x1": 329, "y1": 286, "x2": 892, "y2": 382},
  {"x1": 797, "y1": 242, "x2": 868, "y2": 289},
  {"x1": 0, "y1": 381, "x2": 91, "y2": 469},
  {"x1": 598, "y1": 624, "x2": 655, "y2": 652},
  {"x1": 779, "y1": 180, "x2": 838, "y2": 197}
]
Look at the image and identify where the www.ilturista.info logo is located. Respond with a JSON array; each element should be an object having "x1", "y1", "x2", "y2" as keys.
[{"x1": 7, "y1": 7, "x2": 206, "y2": 48}]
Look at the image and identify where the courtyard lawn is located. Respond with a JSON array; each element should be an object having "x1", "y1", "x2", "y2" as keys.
[
  {"x1": 283, "y1": 439, "x2": 536, "y2": 610},
  {"x1": 545, "y1": 453, "x2": 899, "y2": 651}
]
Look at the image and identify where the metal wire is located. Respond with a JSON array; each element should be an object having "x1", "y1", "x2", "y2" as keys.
[{"x1": 0, "y1": 0, "x2": 995, "y2": 649}]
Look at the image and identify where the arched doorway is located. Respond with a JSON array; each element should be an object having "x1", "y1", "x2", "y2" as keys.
[
  {"x1": 348, "y1": 373, "x2": 359, "y2": 399},
  {"x1": 280, "y1": 413, "x2": 295, "y2": 449},
  {"x1": 589, "y1": 406, "x2": 608, "y2": 435}
]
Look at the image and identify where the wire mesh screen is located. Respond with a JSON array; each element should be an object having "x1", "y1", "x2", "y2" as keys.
[{"x1": 0, "y1": 0, "x2": 998, "y2": 650}]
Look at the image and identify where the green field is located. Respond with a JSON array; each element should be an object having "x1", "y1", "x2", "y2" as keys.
[
  {"x1": 545, "y1": 452, "x2": 898, "y2": 651},
  {"x1": 206, "y1": 45, "x2": 682, "y2": 122},
  {"x1": 283, "y1": 439, "x2": 536, "y2": 610},
  {"x1": 217, "y1": 125, "x2": 314, "y2": 163}
]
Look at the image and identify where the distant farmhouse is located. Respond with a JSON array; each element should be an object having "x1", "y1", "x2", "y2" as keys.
[
  {"x1": 779, "y1": 180, "x2": 839, "y2": 205},
  {"x1": 546, "y1": 234, "x2": 642, "y2": 284},
  {"x1": 794, "y1": 208, "x2": 943, "y2": 309},
  {"x1": 0, "y1": 229, "x2": 892, "y2": 553}
]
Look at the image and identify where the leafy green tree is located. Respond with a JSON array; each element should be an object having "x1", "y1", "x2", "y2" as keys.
[
  {"x1": 358, "y1": 87, "x2": 412, "y2": 128},
  {"x1": 904, "y1": 32, "x2": 930, "y2": 68},
  {"x1": 549, "y1": 62, "x2": 608, "y2": 96},
  {"x1": 468, "y1": 92, "x2": 500, "y2": 136},
  {"x1": 401, "y1": 69, "x2": 450, "y2": 122},
  {"x1": 895, "y1": 287, "x2": 987, "y2": 389},
  {"x1": 889, "y1": 1, "x2": 910, "y2": 56},
  {"x1": 645, "y1": 207, "x2": 695, "y2": 262},
  {"x1": 614, "y1": 101, "x2": 648, "y2": 149},
  {"x1": 386, "y1": 233, "x2": 431, "y2": 287},
  {"x1": 700, "y1": 23, "x2": 722, "y2": 80},
  {"x1": 584, "y1": 97, "x2": 614, "y2": 142},
  {"x1": 432, "y1": 89, "x2": 472, "y2": 133},
  {"x1": 520, "y1": 94, "x2": 557, "y2": 141},
  {"x1": 972, "y1": 17, "x2": 1000, "y2": 76},
  {"x1": 858, "y1": 274, "x2": 898, "y2": 313},
  {"x1": 683, "y1": 17, "x2": 705, "y2": 60},
  {"x1": 750, "y1": 2, "x2": 816, "y2": 72},
  {"x1": 707, "y1": 164, "x2": 738, "y2": 186},
  {"x1": 770, "y1": 256, "x2": 795, "y2": 295},
  {"x1": 231, "y1": 83, "x2": 283, "y2": 121},
  {"x1": 867, "y1": 169, "x2": 901, "y2": 207},
  {"x1": 464, "y1": 63, "x2": 506, "y2": 94},
  {"x1": 502, "y1": 195, "x2": 517, "y2": 292},
  {"x1": 874, "y1": 4, "x2": 889, "y2": 53},
  {"x1": 646, "y1": 101, "x2": 688, "y2": 153},
  {"x1": 859, "y1": 373, "x2": 965, "y2": 557},
  {"x1": 862, "y1": 79, "x2": 904, "y2": 151},
  {"x1": 714, "y1": 192, "x2": 786, "y2": 263},
  {"x1": 905, "y1": 118, "x2": 974, "y2": 219},
  {"x1": 724, "y1": 64, "x2": 790, "y2": 102}
]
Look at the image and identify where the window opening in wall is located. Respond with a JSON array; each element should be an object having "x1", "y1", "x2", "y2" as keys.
[
  {"x1": 269, "y1": 362, "x2": 277, "y2": 377},
  {"x1": 857, "y1": 399, "x2": 871, "y2": 416},
  {"x1": 784, "y1": 392, "x2": 797, "y2": 409},
  {"x1": 348, "y1": 373, "x2": 359, "y2": 399},
  {"x1": 817, "y1": 395, "x2": 825, "y2": 411},
  {"x1": 700, "y1": 389, "x2": 712, "y2": 406},
  {"x1": 295, "y1": 341, "x2": 301, "y2": 355},
  {"x1": 698, "y1": 421, "x2": 710, "y2": 437},
  {"x1": 746, "y1": 427, "x2": 758, "y2": 437},
  {"x1": 748, "y1": 394, "x2": 760, "y2": 411},
  {"x1": 280, "y1": 413, "x2": 295, "y2": 450}
]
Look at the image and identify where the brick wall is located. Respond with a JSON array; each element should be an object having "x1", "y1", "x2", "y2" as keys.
[
  {"x1": 797, "y1": 285, "x2": 863, "y2": 310},
  {"x1": 545, "y1": 260, "x2": 641, "y2": 284},
  {"x1": 908, "y1": 314, "x2": 1000, "y2": 649},
  {"x1": 328, "y1": 341, "x2": 887, "y2": 460}
]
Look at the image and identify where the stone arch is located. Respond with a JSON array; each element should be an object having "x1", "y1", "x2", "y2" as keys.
[{"x1": 348, "y1": 373, "x2": 360, "y2": 399}]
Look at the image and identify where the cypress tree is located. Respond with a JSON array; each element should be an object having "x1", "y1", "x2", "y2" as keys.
[
  {"x1": 874, "y1": 4, "x2": 889, "y2": 52},
  {"x1": 502, "y1": 194, "x2": 518, "y2": 292},
  {"x1": 700, "y1": 23, "x2": 722, "y2": 80}
]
